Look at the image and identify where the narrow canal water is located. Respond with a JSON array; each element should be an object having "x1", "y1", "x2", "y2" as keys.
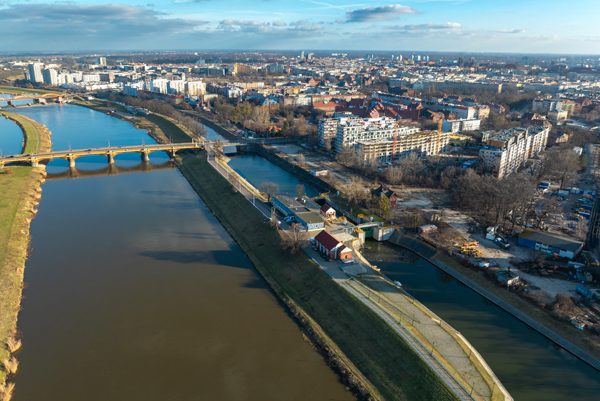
[
  {"x1": 12, "y1": 105, "x2": 355, "y2": 400},
  {"x1": 229, "y1": 154, "x2": 320, "y2": 198},
  {"x1": 0, "y1": 116, "x2": 24, "y2": 156},
  {"x1": 363, "y1": 241, "x2": 600, "y2": 401}
]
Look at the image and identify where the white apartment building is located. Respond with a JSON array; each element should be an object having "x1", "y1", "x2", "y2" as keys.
[
  {"x1": 123, "y1": 82, "x2": 145, "y2": 97},
  {"x1": 318, "y1": 115, "x2": 360, "y2": 148},
  {"x1": 333, "y1": 116, "x2": 420, "y2": 152},
  {"x1": 82, "y1": 73, "x2": 101, "y2": 82},
  {"x1": 151, "y1": 79, "x2": 169, "y2": 94},
  {"x1": 442, "y1": 118, "x2": 481, "y2": 133},
  {"x1": 167, "y1": 80, "x2": 186, "y2": 95},
  {"x1": 357, "y1": 130, "x2": 451, "y2": 165},
  {"x1": 479, "y1": 126, "x2": 549, "y2": 178},
  {"x1": 28, "y1": 63, "x2": 43, "y2": 83},
  {"x1": 186, "y1": 81, "x2": 206, "y2": 96},
  {"x1": 42, "y1": 68, "x2": 58, "y2": 86}
]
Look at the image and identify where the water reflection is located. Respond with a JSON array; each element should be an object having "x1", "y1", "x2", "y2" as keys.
[{"x1": 364, "y1": 240, "x2": 600, "y2": 401}]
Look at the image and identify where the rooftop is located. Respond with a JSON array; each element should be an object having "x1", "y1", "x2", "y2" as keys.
[{"x1": 519, "y1": 229, "x2": 583, "y2": 252}]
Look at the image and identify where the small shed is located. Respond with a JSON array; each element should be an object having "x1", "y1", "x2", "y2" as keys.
[
  {"x1": 320, "y1": 203, "x2": 336, "y2": 219},
  {"x1": 314, "y1": 230, "x2": 353, "y2": 261},
  {"x1": 418, "y1": 224, "x2": 438, "y2": 234}
]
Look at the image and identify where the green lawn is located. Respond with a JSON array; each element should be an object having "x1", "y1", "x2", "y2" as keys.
[
  {"x1": 0, "y1": 86, "x2": 62, "y2": 96},
  {"x1": 178, "y1": 152, "x2": 459, "y2": 401}
]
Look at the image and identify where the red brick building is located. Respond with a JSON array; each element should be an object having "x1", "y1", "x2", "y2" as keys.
[{"x1": 314, "y1": 231, "x2": 353, "y2": 261}]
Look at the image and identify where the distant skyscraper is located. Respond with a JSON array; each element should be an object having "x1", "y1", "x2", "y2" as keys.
[
  {"x1": 398, "y1": 55, "x2": 403, "y2": 61},
  {"x1": 458, "y1": 56, "x2": 464, "y2": 67},
  {"x1": 27, "y1": 63, "x2": 43, "y2": 83},
  {"x1": 42, "y1": 68, "x2": 58, "y2": 86},
  {"x1": 307, "y1": 52, "x2": 314, "y2": 60},
  {"x1": 97, "y1": 57, "x2": 107, "y2": 66},
  {"x1": 300, "y1": 51, "x2": 305, "y2": 59}
]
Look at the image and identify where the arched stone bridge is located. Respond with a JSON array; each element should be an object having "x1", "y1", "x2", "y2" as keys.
[{"x1": 0, "y1": 142, "x2": 208, "y2": 168}]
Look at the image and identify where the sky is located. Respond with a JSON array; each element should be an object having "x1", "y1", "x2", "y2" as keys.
[{"x1": 1, "y1": 0, "x2": 599, "y2": 54}]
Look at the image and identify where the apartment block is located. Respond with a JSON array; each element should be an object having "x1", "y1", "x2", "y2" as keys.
[
  {"x1": 479, "y1": 126, "x2": 549, "y2": 178},
  {"x1": 356, "y1": 130, "x2": 450, "y2": 165},
  {"x1": 333, "y1": 116, "x2": 420, "y2": 152},
  {"x1": 442, "y1": 118, "x2": 481, "y2": 133}
]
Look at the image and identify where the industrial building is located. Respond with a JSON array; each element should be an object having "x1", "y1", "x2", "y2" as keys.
[
  {"x1": 518, "y1": 229, "x2": 583, "y2": 259},
  {"x1": 271, "y1": 194, "x2": 325, "y2": 231}
]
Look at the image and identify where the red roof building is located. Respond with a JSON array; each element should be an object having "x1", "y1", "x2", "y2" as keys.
[{"x1": 314, "y1": 230, "x2": 353, "y2": 261}]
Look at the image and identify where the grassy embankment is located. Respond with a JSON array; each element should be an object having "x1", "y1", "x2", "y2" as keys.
[
  {"x1": 0, "y1": 86, "x2": 62, "y2": 96},
  {"x1": 0, "y1": 112, "x2": 51, "y2": 386},
  {"x1": 177, "y1": 152, "x2": 459, "y2": 401},
  {"x1": 71, "y1": 102, "x2": 460, "y2": 399}
]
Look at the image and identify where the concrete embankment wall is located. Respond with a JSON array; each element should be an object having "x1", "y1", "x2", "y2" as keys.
[
  {"x1": 191, "y1": 114, "x2": 238, "y2": 141},
  {"x1": 244, "y1": 144, "x2": 335, "y2": 194},
  {"x1": 387, "y1": 229, "x2": 600, "y2": 373}
]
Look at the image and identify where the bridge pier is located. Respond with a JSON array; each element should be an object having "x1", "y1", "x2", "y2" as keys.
[
  {"x1": 141, "y1": 151, "x2": 149, "y2": 163},
  {"x1": 107, "y1": 153, "x2": 115, "y2": 164},
  {"x1": 68, "y1": 156, "x2": 76, "y2": 168},
  {"x1": 30, "y1": 158, "x2": 39, "y2": 167},
  {"x1": 167, "y1": 151, "x2": 175, "y2": 161}
]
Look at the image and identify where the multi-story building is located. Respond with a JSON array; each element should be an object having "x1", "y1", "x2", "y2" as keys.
[
  {"x1": 167, "y1": 80, "x2": 186, "y2": 95},
  {"x1": 333, "y1": 116, "x2": 420, "y2": 152},
  {"x1": 479, "y1": 126, "x2": 549, "y2": 178},
  {"x1": 442, "y1": 118, "x2": 481, "y2": 133},
  {"x1": 356, "y1": 130, "x2": 451, "y2": 165},
  {"x1": 150, "y1": 79, "x2": 169, "y2": 94},
  {"x1": 186, "y1": 81, "x2": 206, "y2": 96},
  {"x1": 317, "y1": 114, "x2": 361, "y2": 148},
  {"x1": 42, "y1": 68, "x2": 58, "y2": 86},
  {"x1": 97, "y1": 57, "x2": 107, "y2": 66},
  {"x1": 548, "y1": 109, "x2": 568, "y2": 122},
  {"x1": 28, "y1": 63, "x2": 43, "y2": 84}
]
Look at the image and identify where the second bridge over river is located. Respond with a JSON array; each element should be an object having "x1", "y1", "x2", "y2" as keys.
[{"x1": 0, "y1": 142, "x2": 225, "y2": 168}]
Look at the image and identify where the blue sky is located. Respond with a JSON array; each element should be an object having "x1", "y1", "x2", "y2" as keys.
[{"x1": 1, "y1": 0, "x2": 599, "y2": 53}]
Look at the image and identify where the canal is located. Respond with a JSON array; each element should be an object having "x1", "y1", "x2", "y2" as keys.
[
  {"x1": 363, "y1": 241, "x2": 600, "y2": 401},
  {"x1": 229, "y1": 154, "x2": 320, "y2": 198},
  {"x1": 11, "y1": 104, "x2": 354, "y2": 400}
]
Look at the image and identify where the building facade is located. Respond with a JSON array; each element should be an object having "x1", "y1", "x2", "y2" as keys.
[{"x1": 479, "y1": 126, "x2": 549, "y2": 178}]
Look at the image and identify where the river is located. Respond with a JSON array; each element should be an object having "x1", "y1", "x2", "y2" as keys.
[
  {"x1": 0, "y1": 93, "x2": 34, "y2": 107},
  {"x1": 363, "y1": 241, "x2": 600, "y2": 401},
  {"x1": 0, "y1": 115, "x2": 24, "y2": 156},
  {"x1": 11, "y1": 104, "x2": 354, "y2": 400}
]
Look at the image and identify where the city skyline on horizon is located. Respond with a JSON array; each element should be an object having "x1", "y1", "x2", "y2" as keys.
[{"x1": 0, "y1": 0, "x2": 599, "y2": 54}]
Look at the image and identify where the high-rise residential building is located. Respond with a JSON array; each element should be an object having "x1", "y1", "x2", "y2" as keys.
[
  {"x1": 479, "y1": 126, "x2": 549, "y2": 178},
  {"x1": 442, "y1": 119, "x2": 481, "y2": 133},
  {"x1": 42, "y1": 68, "x2": 58, "y2": 86},
  {"x1": 332, "y1": 116, "x2": 420, "y2": 152},
  {"x1": 186, "y1": 81, "x2": 206, "y2": 96},
  {"x1": 97, "y1": 57, "x2": 107, "y2": 66},
  {"x1": 150, "y1": 79, "x2": 169, "y2": 94},
  {"x1": 300, "y1": 51, "x2": 305, "y2": 59},
  {"x1": 167, "y1": 80, "x2": 186, "y2": 95},
  {"x1": 28, "y1": 63, "x2": 43, "y2": 83}
]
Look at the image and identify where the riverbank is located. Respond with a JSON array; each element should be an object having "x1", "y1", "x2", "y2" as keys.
[
  {"x1": 176, "y1": 151, "x2": 460, "y2": 401},
  {"x1": 0, "y1": 112, "x2": 52, "y2": 384},
  {"x1": 0, "y1": 86, "x2": 62, "y2": 96}
]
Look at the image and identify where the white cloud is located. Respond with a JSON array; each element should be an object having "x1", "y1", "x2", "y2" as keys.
[
  {"x1": 393, "y1": 22, "x2": 462, "y2": 31},
  {"x1": 346, "y1": 5, "x2": 418, "y2": 23}
]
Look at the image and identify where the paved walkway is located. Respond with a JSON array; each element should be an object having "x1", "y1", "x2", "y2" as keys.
[{"x1": 359, "y1": 273, "x2": 492, "y2": 399}]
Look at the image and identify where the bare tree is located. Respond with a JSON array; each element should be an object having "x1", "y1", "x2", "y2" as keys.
[
  {"x1": 260, "y1": 181, "x2": 279, "y2": 202},
  {"x1": 296, "y1": 153, "x2": 306, "y2": 168},
  {"x1": 538, "y1": 148, "x2": 581, "y2": 189},
  {"x1": 281, "y1": 223, "x2": 309, "y2": 254},
  {"x1": 212, "y1": 139, "x2": 223, "y2": 157},
  {"x1": 336, "y1": 145, "x2": 355, "y2": 167}
]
